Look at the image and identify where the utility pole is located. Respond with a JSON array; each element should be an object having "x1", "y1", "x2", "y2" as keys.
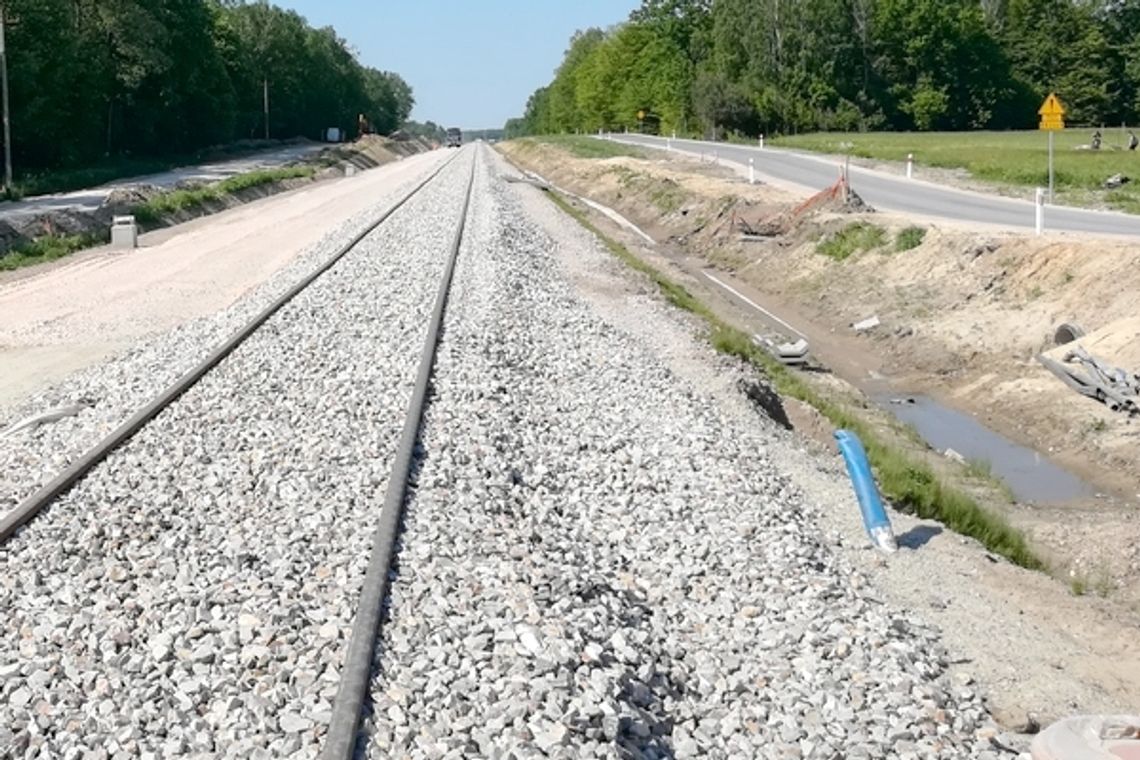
[
  {"x1": 263, "y1": 78, "x2": 269, "y2": 140},
  {"x1": 0, "y1": 6, "x2": 12, "y2": 194}
]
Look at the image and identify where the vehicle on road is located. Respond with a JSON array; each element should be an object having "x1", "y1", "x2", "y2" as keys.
[{"x1": 446, "y1": 128, "x2": 462, "y2": 148}]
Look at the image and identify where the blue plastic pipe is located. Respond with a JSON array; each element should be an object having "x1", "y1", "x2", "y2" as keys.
[{"x1": 834, "y1": 430, "x2": 897, "y2": 552}]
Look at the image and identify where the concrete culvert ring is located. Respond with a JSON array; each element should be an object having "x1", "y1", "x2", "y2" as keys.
[{"x1": 1054, "y1": 322, "x2": 1086, "y2": 345}]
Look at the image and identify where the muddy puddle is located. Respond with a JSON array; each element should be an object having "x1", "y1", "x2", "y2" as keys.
[{"x1": 875, "y1": 394, "x2": 1094, "y2": 504}]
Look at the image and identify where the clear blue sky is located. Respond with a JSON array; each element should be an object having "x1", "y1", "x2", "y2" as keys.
[{"x1": 273, "y1": 1, "x2": 641, "y2": 130}]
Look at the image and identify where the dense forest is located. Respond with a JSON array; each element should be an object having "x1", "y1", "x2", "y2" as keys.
[
  {"x1": 5, "y1": 0, "x2": 414, "y2": 172},
  {"x1": 508, "y1": 0, "x2": 1140, "y2": 137}
]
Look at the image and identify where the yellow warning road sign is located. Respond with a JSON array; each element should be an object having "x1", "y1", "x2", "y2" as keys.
[
  {"x1": 1038, "y1": 93, "x2": 1065, "y2": 131},
  {"x1": 637, "y1": 110, "x2": 645, "y2": 120}
]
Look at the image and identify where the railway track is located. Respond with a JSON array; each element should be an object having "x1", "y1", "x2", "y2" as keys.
[
  {"x1": 3, "y1": 145, "x2": 1008, "y2": 759},
  {"x1": 1, "y1": 147, "x2": 477, "y2": 757}
]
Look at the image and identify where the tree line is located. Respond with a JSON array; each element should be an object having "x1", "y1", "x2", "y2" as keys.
[
  {"x1": 6, "y1": 0, "x2": 414, "y2": 173},
  {"x1": 508, "y1": 0, "x2": 1140, "y2": 137}
]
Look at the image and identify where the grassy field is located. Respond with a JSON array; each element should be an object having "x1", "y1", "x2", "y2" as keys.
[{"x1": 773, "y1": 130, "x2": 1140, "y2": 213}]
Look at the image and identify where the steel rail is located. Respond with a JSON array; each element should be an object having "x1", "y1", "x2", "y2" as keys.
[
  {"x1": 0, "y1": 151, "x2": 462, "y2": 543},
  {"x1": 320, "y1": 151, "x2": 478, "y2": 760}
]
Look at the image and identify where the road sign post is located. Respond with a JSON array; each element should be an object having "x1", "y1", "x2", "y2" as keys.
[
  {"x1": 1038, "y1": 93, "x2": 1066, "y2": 204},
  {"x1": 1049, "y1": 131, "x2": 1054, "y2": 202}
]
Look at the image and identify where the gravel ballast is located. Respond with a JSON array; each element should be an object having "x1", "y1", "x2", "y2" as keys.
[
  {"x1": 0, "y1": 152, "x2": 474, "y2": 757},
  {"x1": 0, "y1": 150, "x2": 453, "y2": 521},
  {"x1": 360, "y1": 148, "x2": 1004, "y2": 759}
]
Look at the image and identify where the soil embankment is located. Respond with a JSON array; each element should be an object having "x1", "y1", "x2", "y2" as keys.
[
  {"x1": 500, "y1": 137, "x2": 1140, "y2": 736},
  {"x1": 500, "y1": 138, "x2": 1140, "y2": 607}
]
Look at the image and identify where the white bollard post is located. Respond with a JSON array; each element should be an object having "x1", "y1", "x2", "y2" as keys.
[
  {"x1": 759, "y1": 134, "x2": 765, "y2": 150},
  {"x1": 749, "y1": 158, "x2": 755, "y2": 184},
  {"x1": 1035, "y1": 187, "x2": 1045, "y2": 235},
  {"x1": 110, "y1": 215, "x2": 138, "y2": 249},
  {"x1": 672, "y1": 130, "x2": 677, "y2": 140},
  {"x1": 906, "y1": 153, "x2": 914, "y2": 179}
]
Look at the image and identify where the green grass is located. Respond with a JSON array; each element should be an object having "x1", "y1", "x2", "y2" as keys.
[
  {"x1": 4, "y1": 159, "x2": 175, "y2": 201},
  {"x1": 547, "y1": 189, "x2": 1043, "y2": 571},
  {"x1": 965, "y1": 458, "x2": 992, "y2": 479},
  {"x1": 521, "y1": 135, "x2": 647, "y2": 160},
  {"x1": 773, "y1": 129, "x2": 1140, "y2": 213},
  {"x1": 0, "y1": 232, "x2": 107, "y2": 271},
  {"x1": 1070, "y1": 575, "x2": 1088, "y2": 596},
  {"x1": 1070, "y1": 566, "x2": 1114, "y2": 597},
  {"x1": 895, "y1": 226, "x2": 926, "y2": 252},
  {"x1": 7, "y1": 139, "x2": 288, "y2": 198},
  {"x1": 649, "y1": 182, "x2": 686, "y2": 213},
  {"x1": 132, "y1": 166, "x2": 314, "y2": 224},
  {"x1": 817, "y1": 222, "x2": 886, "y2": 260}
]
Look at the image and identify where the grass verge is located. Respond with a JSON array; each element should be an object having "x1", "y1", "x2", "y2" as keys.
[
  {"x1": 817, "y1": 222, "x2": 886, "y2": 260},
  {"x1": 7, "y1": 139, "x2": 289, "y2": 199},
  {"x1": 547, "y1": 189, "x2": 1043, "y2": 571},
  {"x1": 773, "y1": 130, "x2": 1140, "y2": 215},
  {"x1": 131, "y1": 166, "x2": 314, "y2": 224},
  {"x1": 0, "y1": 232, "x2": 108, "y2": 271},
  {"x1": 517, "y1": 135, "x2": 647, "y2": 160},
  {"x1": 0, "y1": 165, "x2": 316, "y2": 272}
]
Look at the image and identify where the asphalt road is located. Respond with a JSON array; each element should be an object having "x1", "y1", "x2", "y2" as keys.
[
  {"x1": 0, "y1": 143, "x2": 324, "y2": 222},
  {"x1": 615, "y1": 134, "x2": 1140, "y2": 237}
]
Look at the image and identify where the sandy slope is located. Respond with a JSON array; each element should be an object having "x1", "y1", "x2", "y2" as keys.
[{"x1": 0, "y1": 150, "x2": 447, "y2": 411}]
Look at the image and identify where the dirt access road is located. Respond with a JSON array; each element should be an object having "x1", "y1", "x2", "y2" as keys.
[
  {"x1": 0, "y1": 149, "x2": 449, "y2": 411},
  {"x1": 0, "y1": 143, "x2": 325, "y2": 223}
]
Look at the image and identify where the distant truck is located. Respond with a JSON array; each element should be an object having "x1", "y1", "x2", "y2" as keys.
[{"x1": 446, "y1": 127, "x2": 462, "y2": 148}]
